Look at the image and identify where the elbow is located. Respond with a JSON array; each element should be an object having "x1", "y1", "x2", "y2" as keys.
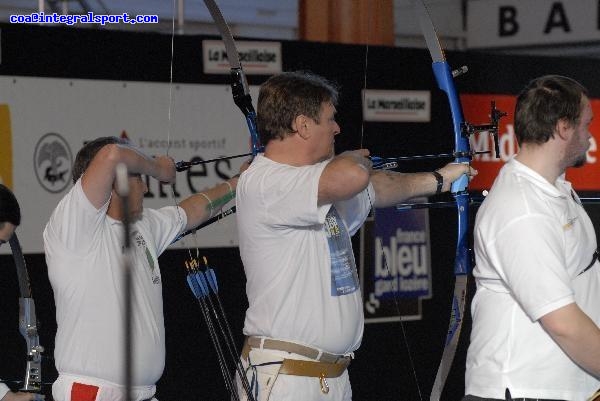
[
  {"x1": 539, "y1": 303, "x2": 583, "y2": 341},
  {"x1": 97, "y1": 143, "x2": 123, "y2": 166},
  {"x1": 541, "y1": 316, "x2": 571, "y2": 339},
  {"x1": 335, "y1": 164, "x2": 370, "y2": 199},
  {"x1": 318, "y1": 158, "x2": 371, "y2": 204},
  {"x1": 349, "y1": 164, "x2": 371, "y2": 192}
]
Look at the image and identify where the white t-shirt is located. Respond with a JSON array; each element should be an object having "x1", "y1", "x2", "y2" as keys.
[
  {"x1": 466, "y1": 158, "x2": 600, "y2": 400},
  {"x1": 236, "y1": 154, "x2": 373, "y2": 355},
  {"x1": 43, "y1": 180, "x2": 186, "y2": 387}
]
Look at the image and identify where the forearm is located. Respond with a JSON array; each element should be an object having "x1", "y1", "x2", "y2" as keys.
[
  {"x1": 85, "y1": 144, "x2": 169, "y2": 186},
  {"x1": 112, "y1": 144, "x2": 169, "y2": 180},
  {"x1": 540, "y1": 303, "x2": 600, "y2": 378},
  {"x1": 370, "y1": 170, "x2": 439, "y2": 208},
  {"x1": 371, "y1": 162, "x2": 473, "y2": 208},
  {"x1": 179, "y1": 175, "x2": 239, "y2": 230}
]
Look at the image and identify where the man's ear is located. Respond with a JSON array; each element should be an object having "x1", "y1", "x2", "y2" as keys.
[
  {"x1": 555, "y1": 118, "x2": 572, "y2": 140},
  {"x1": 293, "y1": 114, "x2": 310, "y2": 140}
]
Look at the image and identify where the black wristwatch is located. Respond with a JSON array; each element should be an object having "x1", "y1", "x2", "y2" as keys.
[{"x1": 431, "y1": 170, "x2": 443, "y2": 195}]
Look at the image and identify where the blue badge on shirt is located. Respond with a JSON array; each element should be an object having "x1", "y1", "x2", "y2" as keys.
[{"x1": 325, "y1": 206, "x2": 359, "y2": 296}]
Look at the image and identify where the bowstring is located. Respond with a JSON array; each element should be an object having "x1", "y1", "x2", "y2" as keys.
[
  {"x1": 164, "y1": 6, "x2": 249, "y2": 400},
  {"x1": 166, "y1": 0, "x2": 175, "y2": 160},
  {"x1": 359, "y1": 3, "x2": 423, "y2": 399},
  {"x1": 166, "y1": 0, "x2": 196, "y2": 261}
]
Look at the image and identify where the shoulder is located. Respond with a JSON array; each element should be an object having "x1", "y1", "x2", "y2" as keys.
[{"x1": 241, "y1": 155, "x2": 327, "y2": 191}]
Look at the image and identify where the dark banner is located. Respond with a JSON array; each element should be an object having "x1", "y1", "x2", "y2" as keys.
[{"x1": 361, "y1": 201, "x2": 432, "y2": 323}]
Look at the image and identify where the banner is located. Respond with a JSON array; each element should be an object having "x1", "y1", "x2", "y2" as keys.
[
  {"x1": 361, "y1": 202, "x2": 432, "y2": 323},
  {"x1": 461, "y1": 93, "x2": 600, "y2": 191},
  {"x1": 468, "y1": 0, "x2": 600, "y2": 48},
  {"x1": 0, "y1": 76, "x2": 257, "y2": 253}
]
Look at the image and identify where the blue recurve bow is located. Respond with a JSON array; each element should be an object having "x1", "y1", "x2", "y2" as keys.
[
  {"x1": 410, "y1": 1, "x2": 511, "y2": 398},
  {"x1": 413, "y1": 1, "x2": 470, "y2": 399}
]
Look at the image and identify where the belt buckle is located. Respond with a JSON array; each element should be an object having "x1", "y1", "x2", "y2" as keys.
[{"x1": 319, "y1": 372, "x2": 329, "y2": 394}]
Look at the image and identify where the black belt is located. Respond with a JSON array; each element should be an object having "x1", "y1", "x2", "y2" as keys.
[
  {"x1": 464, "y1": 396, "x2": 564, "y2": 401},
  {"x1": 502, "y1": 398, "x2": 565, "y2": 401},
  {"x1": 505, "y1": 387, "x2": 564, "y2": 401}
]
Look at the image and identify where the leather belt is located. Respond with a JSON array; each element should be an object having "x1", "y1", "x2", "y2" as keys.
[
  {"x1": 244, "y1": 336, "x2": 350, "y2": 364},
  {"x1": 241, "y1": 336, "x2": 352, "y2": 378},
  {"x1": 279, "y1": 358, "x2": 350, "y2": 378}
]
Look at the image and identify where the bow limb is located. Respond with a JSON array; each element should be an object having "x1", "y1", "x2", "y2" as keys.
[
  {"x1": 414, "y1": 1, "x2": 470, "y2": 400},
  {"x1": 173, "y1": 1, "x2": 262, "y2": 239},
  {"x1": 202, "y1": 0, "x2": 262, "y2": 156},
  {"x1": 8, "y1": 234, "x2": 44, "y2": 393},
  {"x1": 175, "y1": 1, "x2": 262, "y2": 172}
]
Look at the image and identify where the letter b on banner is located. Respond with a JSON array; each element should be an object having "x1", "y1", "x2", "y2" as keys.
[{"x1": 499, "y1": 6, "x2": 519, "y2": 36}]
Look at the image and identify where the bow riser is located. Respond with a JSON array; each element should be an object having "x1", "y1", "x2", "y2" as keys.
[
  {"x1": 19, "y1": 297, "x2": 43, "y2": 391},
  {"x1": 229, "y1": 68, "x2": 262, "y2": 156},
  {"x1": 433, "y1": 60, "x2": 471, "y2": 277},
  {"x1": 9, "y1": 234, "x2": 43, "y2": 393},
  {"x1": 428, "y1": 59, "x2": 471, "y2": 399},
  {"x1": 432, "y1": 62, "x2": 470, "y2": 193}
]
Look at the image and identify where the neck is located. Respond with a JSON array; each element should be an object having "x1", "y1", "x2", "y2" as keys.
[
  {"x1": 515, "y1": 143, "x2": 564, "y2": 184},
  {"x1": 264, "y1": 136, "x2": 314, "y2": 166}
]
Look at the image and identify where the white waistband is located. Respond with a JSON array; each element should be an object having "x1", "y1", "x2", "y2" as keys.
[{"x1": 53, "y1": 373, "x2": 156, "y2": 401}]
